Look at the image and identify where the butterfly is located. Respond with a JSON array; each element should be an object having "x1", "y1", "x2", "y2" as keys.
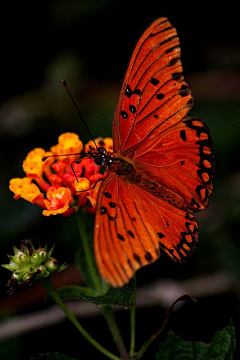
[{"x1": 91, "y1": 17, "x2": 214, "y2": 287}]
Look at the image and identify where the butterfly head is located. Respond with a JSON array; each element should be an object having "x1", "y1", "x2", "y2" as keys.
[{"x1": 89, "y1": 146, "x2": 113, "y2": 168}]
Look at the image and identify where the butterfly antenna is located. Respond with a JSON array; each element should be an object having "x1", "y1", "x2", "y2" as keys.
[
  {"x1": 62, "y1": 80, "x2": 99, "y2": 151},
  {"x1": 42, "y1": 152, "x2": 90, "y2": 161}
]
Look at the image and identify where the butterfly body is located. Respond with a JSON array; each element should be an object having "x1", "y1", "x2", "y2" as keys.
[{"x1": 92, "y1": 18, "x2": 214, "y2": 287}]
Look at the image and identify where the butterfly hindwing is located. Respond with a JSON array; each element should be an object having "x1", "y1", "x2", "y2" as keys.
[
  {"x1": 129, "y1": 184, "x2": 198, "y2": 262},
  {"x1": 133, "y1": 117, "x2": 214, "y2": 212},
  {"x1": 94, "y1": 173, "x2": 198, "y2": 287}
]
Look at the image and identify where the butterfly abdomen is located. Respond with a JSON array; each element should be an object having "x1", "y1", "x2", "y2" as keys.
[{"x1": 134, "y1": 174, "x2": 186, "y2": 209}]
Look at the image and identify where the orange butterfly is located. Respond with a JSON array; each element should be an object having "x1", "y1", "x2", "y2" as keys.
[{"x1": 91, "y1": 18, "x2": 214, "y2": 287}]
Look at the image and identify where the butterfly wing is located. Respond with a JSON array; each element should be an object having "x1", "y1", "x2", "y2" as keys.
[
  {"x1": 133, "y1": 117, "x2": 214, "y2": 212},
  {"x1": 113, "y1": 17, "x2": 193, "y2": 154},
  {"x1": 94, "y1": 173, "x2": 198, "y2": 287}
]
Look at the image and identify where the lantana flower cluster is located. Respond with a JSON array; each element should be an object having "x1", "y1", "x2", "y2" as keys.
[
  {"x1": 9, "y1": 133, "x2": 113, "y2": 216},
  {"x1": 2, "y1": 240, "x2": 67, "y2": 293}
]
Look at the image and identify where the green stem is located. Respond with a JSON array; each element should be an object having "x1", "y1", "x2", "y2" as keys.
[
  {"x1": 41, "y1": 278, "x2": 120, "y2": 360},
  {"x1": 136, "y1": 294, "x2": 196, "y2": 359},
  {"x1": 102, "y1": 305, "x2": 129, "y2": 360},
  {"x1": 129, "y1": 287, "x2": 136, "y2": 358},
  {"x1": 136, "y1": 340, "x2": 150, "y2": 359},
  {"x1": 137, "y1": 326, "x2": 157, "y2": 360},
  {"x1": 75, "y1": 212, "x2": 102, "y2": 294}
]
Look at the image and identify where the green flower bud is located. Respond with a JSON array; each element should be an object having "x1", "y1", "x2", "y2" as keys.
[
  {"x1": 36, "y1": 249, "x2": 48, "y2": 263},
  {"x1": 12, "y1": 269, "x2": 26, "y2": 282},
  {"x1": 30, "y1": 252, "x2": 42, "y2": 266},
  {"x1": 45, "y1": 257, "x2": 59, "y2": 274},
  {"x1": 36, "y1": 265, "x2": 49, "y2": 278},
  {"x1": 11, "y1": 248, "x2": 30, "y2": 266},
  {"x1": 25, "y1": 265, "x2": 36, "y2": 274}
]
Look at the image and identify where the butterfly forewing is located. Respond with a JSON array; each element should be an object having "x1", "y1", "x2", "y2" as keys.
[
  {"x1": 94, "y1": 173, "x2": 160, "y2": 287},
  {"x1": 113, "y1": 17, "x2": 193, "y2": 154}
]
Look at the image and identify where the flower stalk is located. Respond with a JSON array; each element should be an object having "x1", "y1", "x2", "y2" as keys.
[
  {"x1": 102, "y1": 305, "x2": 129, "y2": 360},
  {"x1": 129, "y1": 285, "x2": 136, "y2": 358},
  {"x1": 76, "y1": 212, "x2": 130, "y2": 359},
  {"x1": 75, "y1": 211, "x2": 103, "y2": 294},
  {"x1": 40, "y1": 277, "x2": 120, "y2": 360}
]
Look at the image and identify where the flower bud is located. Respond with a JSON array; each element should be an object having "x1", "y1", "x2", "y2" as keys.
[
  {"x1": 37, "y1": 249, "x2": 48, "y2": 263},
  {"x1": 36, "y1": 265, "x2": 49, "y2": 278},
  {"x1": 11, "y1": 269, "x2": 26, "y2": 282},
  {"x1": 11, "y1": 247, "x2": 30, "y2": 265},
  {"x1": 30, "y1": 252, "x2": 42, "y2": 266},
  {"x1": 45, "y1": 257, "x2": 59, "y2": 274}
]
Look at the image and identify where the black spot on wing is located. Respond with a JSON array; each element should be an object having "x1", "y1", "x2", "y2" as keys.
[
  {"x1": 101, "y1": 206, "x2": 107, "y2": 214},
  {"x1": 156, "y1": 93, "x2": 165, "y2": 100},
  {"x1": 151, "y1": 78, "x2": 159, "y2": 85},
  {"x1": 125, "y1": 84, "x2": 132, "y2": 98},
  {"x1": 129, "y1": 105, "x2": 136, "y2": 113},
  {"x1": 180, "y1": 130, "x2": 186, "y2": 141},
  {"x1": 133, "y1": 88, "x2": 141, "y2": 96},
  {"x1": 128, "y1": 230, "x2": 135, "y2": 238},
  {"x1": 145, "y1": 251, "x2": 153, "y2": 262},
  {"x1": 121, "y1": 110, "x2": 128, "y2": 119},
  {"x1": 180, "y1": 84, "x2": 191, "y2": 97},
  {"x1": 133, "y1": 253, "x2": 142, "y2": 265},
  {"x1": 117, "y1": 234, "x2": 125, "y2": 241},
  {"x1": 172, "y1": 72, "x2": 182, "y2": 80},
  {"x1": 109, "y1": 202, "x2": 116, "y2": 208}
]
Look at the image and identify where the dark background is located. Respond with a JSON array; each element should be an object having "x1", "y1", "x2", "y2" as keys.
[{"x1": 0, "y1": 1, "x2": 240, "y2": 359}]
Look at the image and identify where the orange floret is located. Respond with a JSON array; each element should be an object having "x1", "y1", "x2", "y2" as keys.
[
  {"x1": 9, "y1": 177, "x2": 44, "y2": 204},
  {"x1": 74, "y1": 178, "x2": 91, "y2": 192},
  {"x1": 43, "y1": 187, "x2": 73, "y2": 216},
  {"x1": 51, "y1": 132, "x2": 83, "y2": 158},
  {"x1": 23, "y1": 148, "x2": 47, "y2": 177}
]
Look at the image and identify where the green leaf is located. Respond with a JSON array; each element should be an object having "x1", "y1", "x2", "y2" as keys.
[
  {"x1": 155, "y1": 331, "x2": 207, "y2": 360},
  {"x1": 204, "y1": 322, "x2": 236, "y2": 360},
  {"x1": 55, "y1": 276, "x2": 136, "y2": 308},
  {"x1": 31, "y1": 352, "x2": 79, "y2": 360},
  {"x1": 155, "y1": 322, "x2": 236, "y2": 360}
]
